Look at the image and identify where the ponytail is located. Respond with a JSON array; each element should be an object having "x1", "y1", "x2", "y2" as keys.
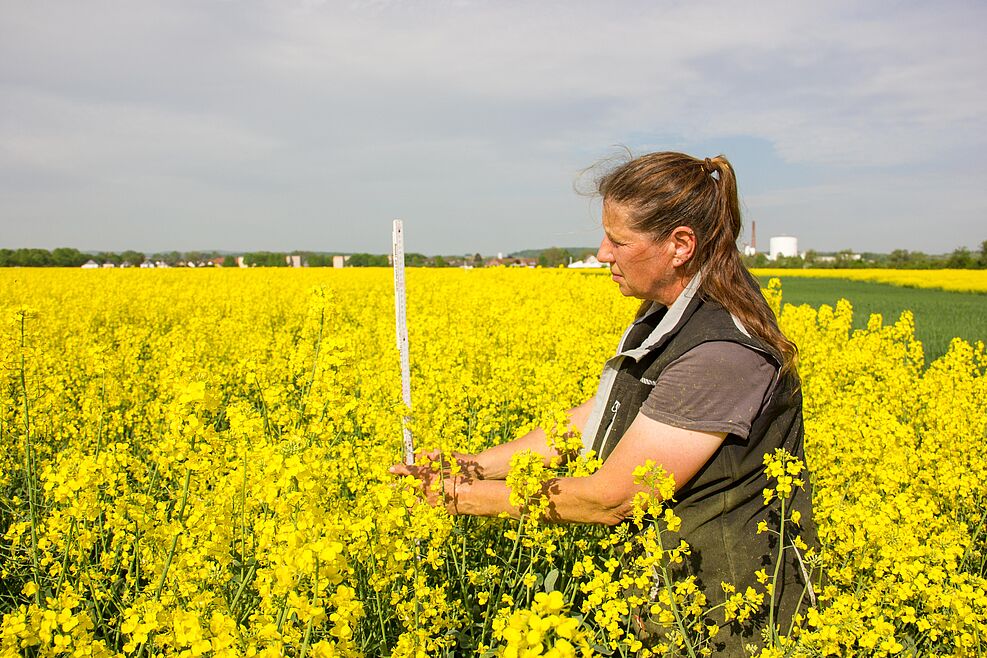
[{"x1": 700, "y1": 157, "x2": 798, "y2": 375}]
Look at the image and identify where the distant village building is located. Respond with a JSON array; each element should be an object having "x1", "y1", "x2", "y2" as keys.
[
  {"x1": 485, "y1": 257, "x2": 537, "y2": 268},
  {"x1": 332, "y1": 255, "x2": 347, "y2": 268},
  {"x1": 567, "y1": 255, "x2": 607, "y2": 269},
  {"x1": 286, "y1": 254, "x2": 303, "y2": 268},
  {"x1": 101, "y1": 262, "x2": 115, "y2": 268},
  {"x1": 81, "y1": 260, "x2": 99, "y2": 269}
]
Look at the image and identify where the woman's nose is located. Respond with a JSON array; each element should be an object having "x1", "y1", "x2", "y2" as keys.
[{"x1": 597, "y1": 238, "x2": 614, "y2": 263}]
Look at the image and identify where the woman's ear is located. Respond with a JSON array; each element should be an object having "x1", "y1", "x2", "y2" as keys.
[{"x1": 669, "y1": 226, "x2": 696, "y2": 266}]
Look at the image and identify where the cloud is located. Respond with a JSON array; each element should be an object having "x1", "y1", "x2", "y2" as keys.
[
  {"x1": 1, "y1": 89, "x2": 278, "y2": 183},
  {"x1": 1, "y1": 0, "x2": 984, "y2": 253}
]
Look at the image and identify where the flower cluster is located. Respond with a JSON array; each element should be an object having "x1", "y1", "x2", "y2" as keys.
[{"x1": 490, "y1": 590, "x2": 593, "y2": 657}]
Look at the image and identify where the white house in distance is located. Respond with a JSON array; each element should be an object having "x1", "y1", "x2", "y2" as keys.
[
  {"x1": 568, "y1": 255, "x2": 607, "y2": 269},
  {"x1": 769, "y1": 236, "x2": 799, "y2": 260}
]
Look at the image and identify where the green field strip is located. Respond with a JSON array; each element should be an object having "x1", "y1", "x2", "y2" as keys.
[{"x1": 755, "y1": 276, "x2": 987, "y2": 363}]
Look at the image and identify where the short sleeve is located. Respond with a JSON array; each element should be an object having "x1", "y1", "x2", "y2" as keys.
[{"x1": 639, "y1": 341, "x2": 777, "y2": 439}]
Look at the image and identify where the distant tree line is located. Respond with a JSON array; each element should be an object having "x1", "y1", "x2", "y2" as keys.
[
  {"x1": 741, "y1": 240, "x2": 987, "y2": 270},
  {"x1": 0, "y1": 248, "x2": 152, "y2": 267},
  {"x1": 534, "y1": 247, "x2": 598, "y2": 267},
  {"x1": 346, "y1": 253, "x2": 488, "y2": 267},
  {"x1": 6, "y1": 241, "x2": 985, "y2": 269},
  {"x1": 0, "y1": 248, "x2": 485, "y2": 268}
]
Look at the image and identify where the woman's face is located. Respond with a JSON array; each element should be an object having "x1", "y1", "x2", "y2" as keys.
[{"x1": 596, "y1": 200, "x2": 688, "y2": 306}]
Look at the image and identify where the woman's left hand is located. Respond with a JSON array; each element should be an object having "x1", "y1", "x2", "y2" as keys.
[{"x1": 389, "y1": 459, "x2": 472, "y2": 514}]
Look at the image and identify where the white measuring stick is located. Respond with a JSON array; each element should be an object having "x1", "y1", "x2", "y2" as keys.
[{"x1": 392, "y1": 220, "x2": 415, "y2": 465}]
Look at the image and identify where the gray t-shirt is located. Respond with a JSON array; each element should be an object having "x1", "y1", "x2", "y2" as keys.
[{"x1": 639, "y1": 341, "x2": 777, "y2": 439}]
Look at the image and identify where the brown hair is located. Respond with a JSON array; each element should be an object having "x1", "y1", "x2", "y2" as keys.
[{"x1": 596, "y1": 151, "x2": 798, "y2": 374}]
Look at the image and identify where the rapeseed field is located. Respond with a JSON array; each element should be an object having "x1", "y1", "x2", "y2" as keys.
[{"x1": 1, "y1": 268, "x2": 984, "y2": 657}]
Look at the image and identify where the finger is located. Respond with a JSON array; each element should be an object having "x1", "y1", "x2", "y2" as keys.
[
  {"x1": 388, "y1": 463, "x2": 416, "y2": 476},
  {"x1": 414, "y1": 449, "x2": 441, "y2": 462}
]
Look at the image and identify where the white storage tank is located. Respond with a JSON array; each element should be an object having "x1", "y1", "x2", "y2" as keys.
[{"x1": 769, "y1": 236, "x2": 799, "y2": 260}]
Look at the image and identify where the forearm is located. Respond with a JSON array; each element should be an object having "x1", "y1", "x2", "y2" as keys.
[{"x1": 454, "y1": 473, "x2": 632, "y2": 525}]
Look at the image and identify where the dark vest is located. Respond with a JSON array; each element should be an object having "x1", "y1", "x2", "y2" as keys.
[{"x1": 592, "y1": 295, "x2": 817, "y2": 653}]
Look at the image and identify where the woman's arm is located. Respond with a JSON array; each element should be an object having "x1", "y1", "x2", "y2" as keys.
[{"x1": 398, "y1": 411, "x2": 726, "y2": 525}]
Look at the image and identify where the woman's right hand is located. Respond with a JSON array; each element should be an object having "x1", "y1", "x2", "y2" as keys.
[{"x1": 387, "y1": 449, "x2": 484, "y2": 516}]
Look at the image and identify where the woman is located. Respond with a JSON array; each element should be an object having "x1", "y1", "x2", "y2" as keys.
[{"x1": 390, "y1": 151, "x2": 817, "y2": 652}]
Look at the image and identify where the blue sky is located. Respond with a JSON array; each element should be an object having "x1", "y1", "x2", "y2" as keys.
[{"x1": 2, "y1": 0, "x2": 985, "y2": 255}]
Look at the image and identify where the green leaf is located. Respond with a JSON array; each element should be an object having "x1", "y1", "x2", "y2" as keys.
[{"x1": 543, "y1": 568, "x2": 559, "y2": 593}]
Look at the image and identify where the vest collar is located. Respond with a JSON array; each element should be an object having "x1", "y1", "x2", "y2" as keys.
[
  {"x1": 617, "y1": 271, "x2": 703, "y2": 361},
  {"x1": 580, "y1": 271, "x2": 704, "y2": 453}
]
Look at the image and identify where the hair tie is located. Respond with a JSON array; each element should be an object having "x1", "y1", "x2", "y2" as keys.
[{"x1": 701, "y1": 157, "x2": 721, "y2": 181}]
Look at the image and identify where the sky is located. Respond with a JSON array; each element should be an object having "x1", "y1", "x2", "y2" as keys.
[{"x1": 2, "y1": 0, "x2": 985, "y2": 256}]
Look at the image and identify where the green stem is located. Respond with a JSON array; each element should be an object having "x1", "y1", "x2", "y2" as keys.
[
  {"x1": 240, "y1": 447, "x2": 248, "y2": 590},
  {"x1": 54, "y1": 517, "x2": 76, "y2": 593},
  {"x1": 230, "y1": 564, "x2": 257, "y2": 615},
  {"x1": 768, "y1": 496, "x2": 787, "y2": 645},
  {"x1": 275, "y1": 593, "x2": 290, "y2": 633},
  {"x1": 371, "y1": 561, "x2": 389, "y2": 649},
  {"x1": 220, "y1": 579, "x2": 248, "y2": 650},
  {"x1": 480, "y1": 513, "x2": 527, "y2": 646},
  {"x1": 302, "y1": 305, "x2": 326, "y2": 406},
  {"x1": 299, "y1": 557, "x2": 320, "y2": 658},
  {"x1": 255, "y1": 383, "x2": 273, "y2": 439},
  {"x1": 655, "y1": 527, "x2": 698, "y2": 658},
  {"x1": 132, "y1": 527, "x2": 142, "y2": 599},
  {"x1": 363, "y1": 505, "x2": 391, "y2": 648},
  {"x1": 412, "y1": 549, "x2": 422, "y2": 651},
  {"x1": 18, "y1": 311, "x2": 41, "y2": 606},
  {"x1": 154, "y1": 468, "x2": 192, "y2": 601},
  {"x1": 785, "y1": 577, "x2": 812, "y2": 647},
  {"x1": 95, "y1": 374, "x2": 106, "y2": 458},
  {"x1": 959, "y1": 509, "x2": 986, "y2": 574}
]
